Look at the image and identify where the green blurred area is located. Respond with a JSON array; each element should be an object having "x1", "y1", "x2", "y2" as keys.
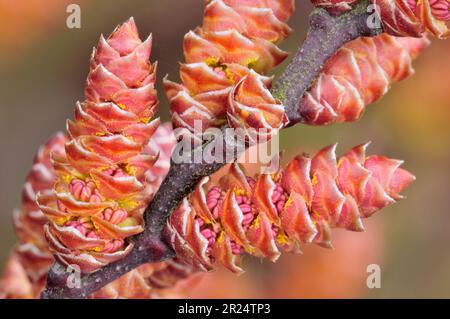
[{"x1": 0, "y1": 0, "x2": 449, "y2": 298}]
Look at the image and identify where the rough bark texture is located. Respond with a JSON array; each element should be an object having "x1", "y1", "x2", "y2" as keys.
[{"x1": 41, "y1": 0, "x2": 381, "y2": 299}]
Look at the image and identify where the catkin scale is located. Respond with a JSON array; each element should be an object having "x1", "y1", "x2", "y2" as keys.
[
  {"x1": 373, "y1": 0, "x2": 450, "y2": 38},
  {"x1": 299, "y1": 34, "x2": 430, "y2": 125},
  {"x1": 165, "y1": 143, "x2": 415, "y2": 274},
  {"x1": 36, "y1": 18, "x2": 161, "y2": 274},
  {"x1": 165, "y1": 0, "x2": 294, "y2": 136},
  {"x1": 0, "y1": 123, "x2": 177, "y2": 298}
]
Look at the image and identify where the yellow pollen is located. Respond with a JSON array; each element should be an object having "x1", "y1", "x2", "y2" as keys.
[
  {"x1": 277, "y1": 232, "x2": 289, "y2": 246},
  {"x1": 234, "y1": 188, "x2": 246, "y2": 196},
  {"x1": 61, "y1": 174, "x2": 73, "y2": 185},
  {"x1": 224, "y1": 67, "x2": 235, "y2": 83},
  {"x1": 250, "y1": 215, "x2": 261, "y2": 228},
  {"x1": 118, "y1": 197, "x2": 139, "y2": 210},
  {"x1": 217, "y1": 231, "x2": 225, "y2": 244},
  {"x1": 55, "y1": 217, "x2": 69, "y2": 226},
  {"x1": 244, "y1": 245, "x2": 256, "y2": 254},
  {"x1": 312, "y1": 211, "x2": 320, "y2": 219},
  {"x1": 124, "y1": 164, "x2": 137, "y2": 176},
  {"x1": 311, "y1": 174, "x2": 318, "y2": 186},
  {"x1": 246, "y1": 57, "x2": 259, "y2": 70},
  {"x1": 117, "y1": 103, "x2": 127, "y2": 110},
  {"x1": 205, "y1": 56, "x2": 221, "y2": 68},
  {"x1": 283, "y1": 195, "x2": 294, "y2": 210},
  {"x1": 205, "y1": 56, "x2": 235, "y2": 82},
  {"x1": 271, "y1": 172, "x2": 280, "y2": 181}
]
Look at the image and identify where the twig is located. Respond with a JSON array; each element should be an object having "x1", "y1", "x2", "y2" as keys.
[
  {"x1": 41, "y1": 0, "x2": 380, "y2": 299},
  {"x1": 273, "y1": 0, "x2": 381, "y2": 125}
]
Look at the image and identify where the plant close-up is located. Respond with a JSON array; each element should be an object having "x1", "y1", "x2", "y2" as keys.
[{"x1": 1, "y1": 0, "x2": 450, "y2": 302}]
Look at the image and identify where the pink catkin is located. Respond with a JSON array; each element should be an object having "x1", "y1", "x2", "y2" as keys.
[{"x1": 166, "y1": 143, "x2": 416, "y2": 275}]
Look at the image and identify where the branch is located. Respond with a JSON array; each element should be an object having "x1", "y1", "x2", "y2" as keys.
[
  {"x1": 41, "y1": 0, "x2": 380, "y2": 299},
  {"x1": 273, "y1": 0, "x2": 381, "y2": 125}
]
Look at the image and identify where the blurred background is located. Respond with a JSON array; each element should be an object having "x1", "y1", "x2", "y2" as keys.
[{"x1": 0, "y1": 0, "x2": 449, "y2": 298}]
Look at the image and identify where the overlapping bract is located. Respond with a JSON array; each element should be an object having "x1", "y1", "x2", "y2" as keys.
[
  {"x1": 165, "y1": 0, "x2": 294, "y2": 137},
  {"x1": 310, "y1": 0, "x2": 358, "y2": 14},
  {"x1": 92, "y1": 257, "x2": 197, "y2": 298},
  {"x1": 11, "y1": 133, "x2": 66, "y2": 296},
  {"x1": 90, "y1": 260, "x2": 197, "y2": 299},
  {"x1": 299, "y1": 34, "x2": 429, "y2": 125},
  {"x1": 143, "y1": 122, "x2": 176, "y2": 194},
  {"x1": 0, "y1": 122, "x2": 177, "y2": 299},
  {"x1": 37, "y1": 18, "x2": 161, "y2": 274},
  {"x1": 374, "y1": 0, "x2": 450, "y2": 38},
  {"x1": 90, "y1": 126, "x2": 194, "y2": 299},
  {"x1": 165, "y1": 143, "x2": 415, "y2": 274},
  {"x1": 228, "y1": 70, "x2": 288, "y2": 142},
  {"x1": 0, "y1": 253, "x2": 34, "y2": 299}
]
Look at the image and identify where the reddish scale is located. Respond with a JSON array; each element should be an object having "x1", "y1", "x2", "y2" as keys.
[
  {"x1": 408, "y1": 0, "x2": 450, "y2": 21},
  {"x1": 407, "y1": 0, "x2": 418, "y2": 10}
]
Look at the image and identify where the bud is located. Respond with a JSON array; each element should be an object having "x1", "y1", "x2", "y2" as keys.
[
  {"x1": 144, "y1": 258, "x2": 196, "y2": 290},
  {"x1": 90, "y1": 258, "x2": 197, "y2": 298},
  {"x1": 12, "y1": 133, "x2": 66, "y2": 296},
  {"x1": 37, "y1": 18, "x2": 161, "y2": 274},
  {"x1": 165, "y1": 0, "x2": 294, "y2": 133},
  {"x1": 310, "y1": 0, "x2": 358, "y2": 14},
  {"x1": 143, "y1": 123, "x2": 177, "y2": 194},
  {"x1": 374, "y1": 0, "x2": 450, "y2": 38},
  {"x1": 0, "y1": 253, "x2": 33, "y2": 299},
  {"x1": 228, "y1": 70, "x2": 288, "y2": 143},
  {"x1": 300, "y1": 34, "x2": 430, "y2": 125},
  {"x1": 89, "y1": 263, "x2": 168, "y2": 299},
  {"x1": 165, "y1": 143, "x2": 415, "y2": 274}
]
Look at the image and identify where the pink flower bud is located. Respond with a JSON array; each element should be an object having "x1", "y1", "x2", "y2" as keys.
[
  {"x1": 37, "y1": 18, "x2": 160, "y2": 274},
  {"x1": 166, "y1": 143, "x2": 415, "y2": 274},
  {"x1": 374, "y1": 0, "x2": 450, "y2": 38},
  {"x1": 300, "y1": 34, "x2": 430, "y2": 125},
  {"x1": 165, "y1": 0, "x2": 294, "y2": 133}
]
